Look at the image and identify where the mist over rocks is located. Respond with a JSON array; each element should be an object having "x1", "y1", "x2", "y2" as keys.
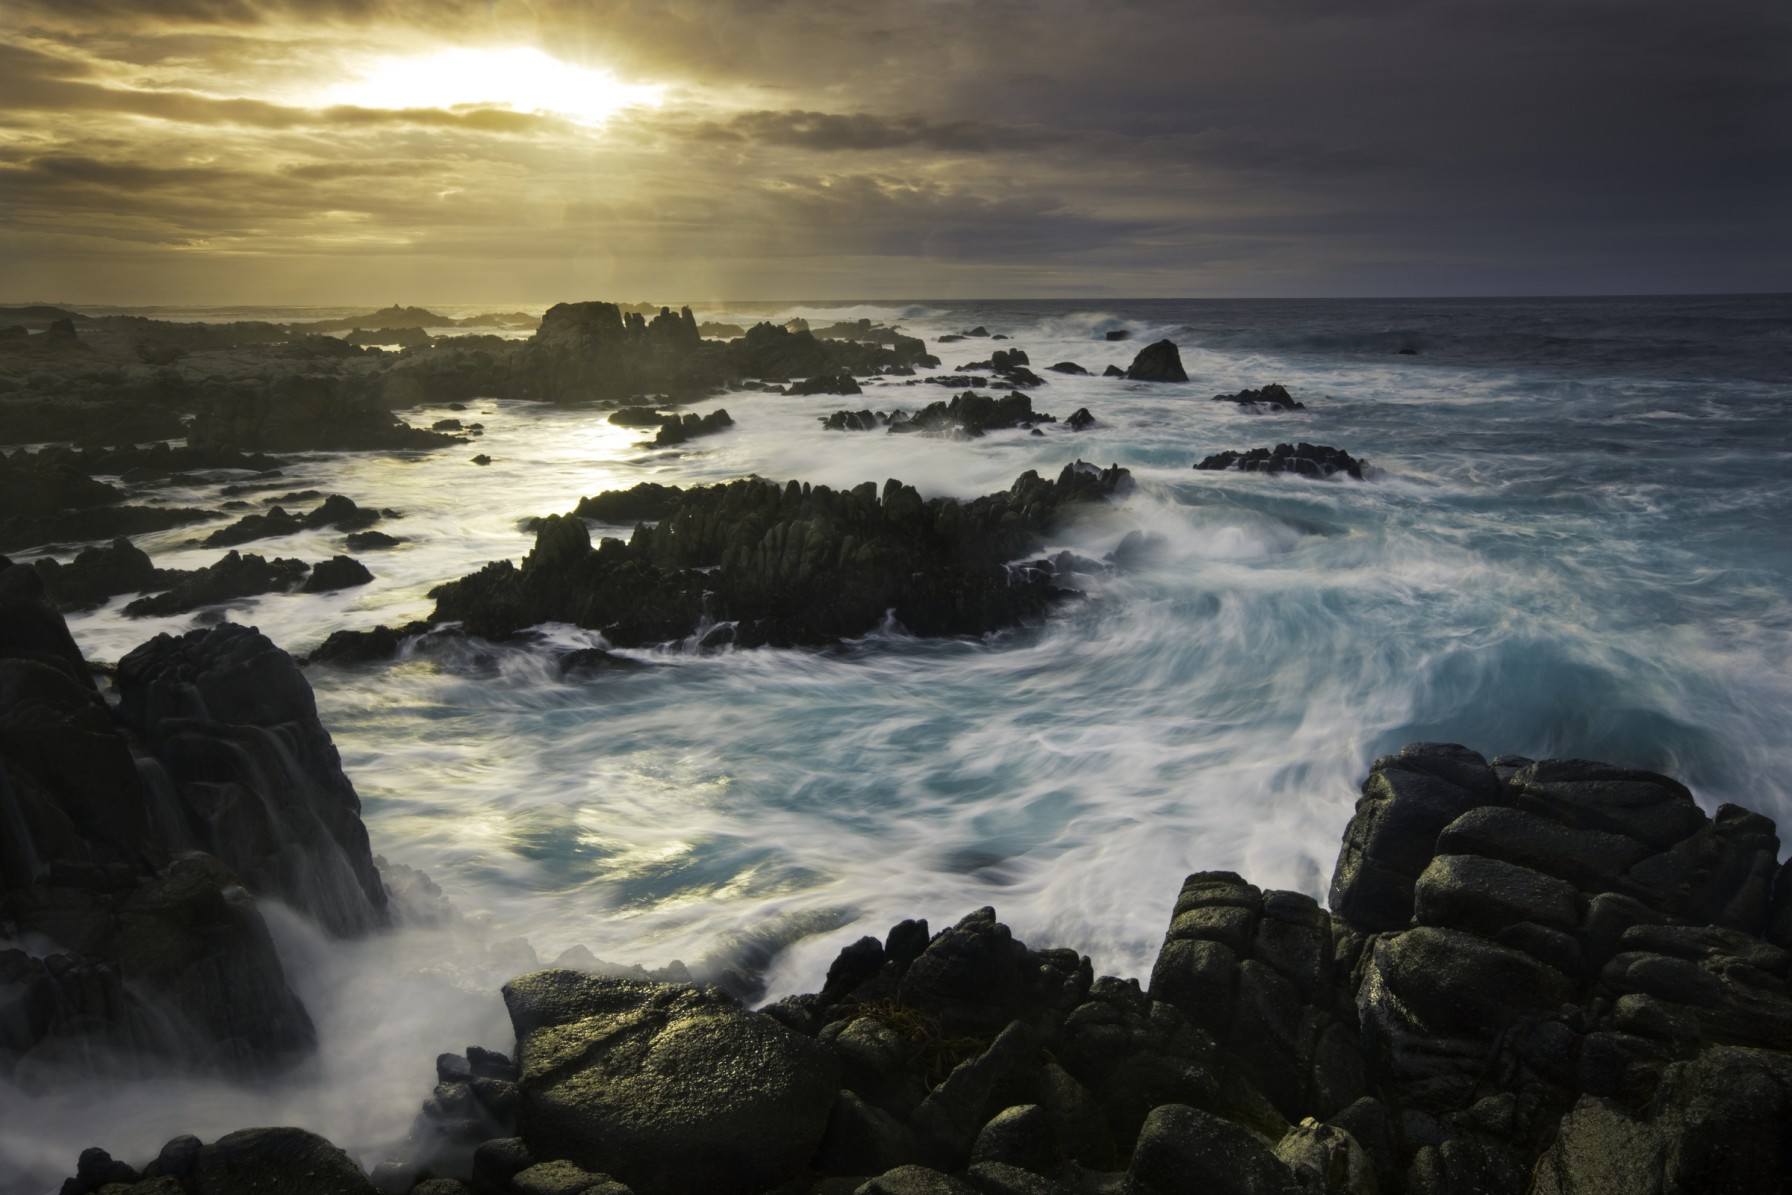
[{"x1": 428, "y1": 462, "x2": 1133, "y2": 648}]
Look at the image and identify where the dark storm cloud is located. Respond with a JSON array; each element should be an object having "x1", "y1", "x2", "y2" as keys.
[{"x1": 1, "y1": 0, "x2": 1787, "y2": 298}]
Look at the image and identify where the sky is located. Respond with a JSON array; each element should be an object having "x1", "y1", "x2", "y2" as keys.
[{"x1": 2, "y1": 0, "x2": 1788, "y2": 304}]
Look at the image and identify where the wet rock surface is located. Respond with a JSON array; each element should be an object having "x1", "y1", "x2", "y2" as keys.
[
  {"x1": 430, "y1": 462, "x2": 1133, "y2": 648},
  {"x1": 1212, "y1": 383, "x2": 1305, "y2": 411},
  {"x1": 1195, "y1": 443, "x2": 1368, "y2": 479},
  {"x1": 1123, "y1": 340, "x2": 1187, "y2": 382},
  {"x1": 51, "y1": 742, "x2": 1792, "y2": 1194}
]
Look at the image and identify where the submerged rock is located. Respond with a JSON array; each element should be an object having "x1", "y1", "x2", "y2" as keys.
[{"x1": 503, "y1": 974, "x2": 839, "y2": 1195}]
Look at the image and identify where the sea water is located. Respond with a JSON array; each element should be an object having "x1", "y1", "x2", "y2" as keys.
[{"x1": 5, "y1": 294, "x2": 1791, "y2": 1185}]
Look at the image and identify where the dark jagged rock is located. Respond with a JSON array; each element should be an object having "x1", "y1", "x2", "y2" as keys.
[
  {"x1": 79, "y1": 742, "x2": 1792, "y2": 1194},
  {"x1": 0, "y1": 567, "x2": 318, "y2": 1079},
  {"x1": 304, "y1": 620, "x2": 435, "y2": 665},
  {"x1": 820, "y1": 409, "x2": 887, "y2": 432},
  {"x1": 1195, "y1": 443, "x2": 1367, "y2": 480},
  {"x1": 347, "y1": 530, "x2": 406, "y2": 551},
  {"x1": 32, "y1": 537, "x2": 167, "y2": 610},
  {"x1": 609, "y1": 406, "x2": 672, "y2": 427},
  {"x1": 202, "y1": 493, "x2": 380, "y2": 547},
  {"x1": 890, "y1": 392, "x2": 1055, "y2": 437},
  {"x1": 502, "y1": 973, "x2": 839, "y2": 1195},
  {"x1": 122, "y1": 551, "x2": 309, "y2": 617},
  {"x1": 789, "y1": 373, "x2": 863, "y2": 396},
  {"x1": 429, "y1": 462, "x2": 1132, "y2": 648},
  {"x1": 1046, "y1": 362, "x2": 1089, "y2": 375},
  {"x1": 188, "y1": 375, "x2": 462, "y2": 454},
  {"x1": 302, "y1": 555, "x2": 373, "y2": 593},
  {"x1": 1124, "y1": 340, "x2": 1188, "y2": 382},
  {"x1": 1213, "y1": 383, "x2": 1305, "y2": 411},
  {"x1": 1065, "y1": 409, "x2": 1095, "y2": 431},
  {"x1": 653, "y1": 409, "x2": 734, "y2": 447},
  {"x1": 115, "y1": 622, "x2": 389, "y2": 935},
  {"x1": 1101, "y1": 365, "x2": 1125, "y2": 378}
]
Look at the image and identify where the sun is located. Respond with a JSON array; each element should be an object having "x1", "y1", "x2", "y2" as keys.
[{"x1": 322, "y1": 46, "x2": 662, "y2": 125}]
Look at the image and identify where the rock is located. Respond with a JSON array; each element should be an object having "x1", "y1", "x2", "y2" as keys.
[
  {"x1": 1127, "y1": 1104, "x2": 1294, "y2": 1195},
  {"x1": 190, "y1": 1127, "x2": 376, "y2": 1195},
  {"x1": 502, "y1": 973, "x2": 840, "y2": 1195},
  {"x1": 653, "y1": 408, "x2": 734, "y2": 446},
  {"x1": 346, "y1": 530, "x2": 406, "y2": 551},
  {"x1": 430, "y1": 462, "x2": 1132, "y2": 648},
  {"x1": 302, "y1": 555, "x2": 374, "y2": 593},
  {"x1": 472, "y1": 454, "x2": 493, "y2": 465},
  {"x1": 115, "y1": 623, "x2": 388, "y2": 934},
  {"x1": 1104, "y1": 330, "x2": 1130, "y2": 341},
  {"x1": 1046, "y1": 362, "x2": 1088, "y2": 375},
  {"x1": 822, "y1": 409, "x2": 885, "y2": 432},
  {"x1": 969, "y1": 1104, "x2": 1055, "y2": 1173},
  {"x1": 557, "y1": 647, "x2": 646, "y2": 676},
  {"x1": 790, "y1": 373, "x2": 863, "y2": 396},
  {"x1": 1124, "y1": 341, "x2": 1187, "y2": 382},
  {"x1": 889, "y1": 392, "x2": 1055, "y2": 437},
  {"x1": 0, "y1": 503, "x2": 217, "y2": 555},
  {"x1": 910, "y1": 1021, "x2": 1039, "y2": 1166},
  {"x1": 609, "y1": 406, "x2": 670, "y2": 427},
  {"x1": 1212, "y1": 383, "x2": 1305, "y2": 411},
  {"x1": 122, "y1": 550, "x2": 309, "y2": 616},
  {"x1": 853, "y1": 1166, "x2": 978, "y2": 1195},
  {"x1": 32, "y1": 538, "x2": 167, "y2": 610},
  {"x1": 65, "y1": 1146, "x2": 138, "y2": 1192},
  {"x1": 509, "y1": 1160, "x2": 634, "y2": 1195},
  {"x1": 1101, "y1": 364, "x2": 1125, "y2": 377},
  {"x1": 1194, "y1": 443, "x2": 1367, "y2": 479},
  {"x1": 1064, "y1": 408, "x2": 1095, "y2": 431},
  {"x1": 204, "y1": 495, "x2": 377, "y2": 548},
  {"x1": 147, "y1": 1135, "x2": 203, "y2": 1180},
  {"x1": 305, "y1": 620, "x2": 433, "y2": 665},
  {"x1": 813, "y1": 1090, "x2": 920, "y2": 1175}
]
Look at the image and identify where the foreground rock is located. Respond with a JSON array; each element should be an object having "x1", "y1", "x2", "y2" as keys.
[
  {"x1": 503, "y1": 974, "x2": 839, "y2": 1195},
  {"x1": 0, "y1": 565, "x2": 364, "y2": 1080},
  {"x1": 1124, "y1": 340, "x2": 1188, "y2": 382},
  {"x1": 56, "y1": 742, "x2": 1792, "y2": 1193},
  {"x1": 1195, "y1": 443, "x2": 1367, "y2": 479},
  {"x1": 429, "y1": 462, "x2": 1133, "y2": 647}
]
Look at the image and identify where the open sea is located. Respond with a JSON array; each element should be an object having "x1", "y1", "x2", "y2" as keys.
[{"x1": 6, "y1": 294, "x2": 1792, "y2": 1185}]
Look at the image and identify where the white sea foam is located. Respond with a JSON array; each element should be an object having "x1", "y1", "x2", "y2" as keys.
[{"x1": 7, "y1": 295, "x2": 1792, "y2": 1189}]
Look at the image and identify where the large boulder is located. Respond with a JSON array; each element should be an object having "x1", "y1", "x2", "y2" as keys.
[
  {"x1": 503, "y1": 973, "x2": 840, "y2": 1195},
  {"x1": 190, "y1": 1127, "x2": 376, "y2": 1195},
  {"x1": 1124, "y1": 340, "x2": 1188, "y2": 382}
]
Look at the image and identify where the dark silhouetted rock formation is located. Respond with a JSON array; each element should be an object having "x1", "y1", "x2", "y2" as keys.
[
  {"x1": 889, "y1": 392, "x2": 1055, "y2": 437},
  {"x1": 121, "y1": 550, "x2": 310, "y2": 617},
  {"x1": 429, "y1": 463, "x2": 1133, "y2": 648},
  {"x1": 1213, "y1": 383, "x2": 1306, "y2": 411},
  {"x1": 1124, "y1": 340, "x2": 1188, "y2": 382},
  {"x1": 1195, "y1": 443, "x2": 1367, "y2": 479},
  {"x1": 653, "y1": 409, "x2": 735, "y2": 447}
]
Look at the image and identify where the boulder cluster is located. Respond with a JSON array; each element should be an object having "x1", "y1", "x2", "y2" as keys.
[
  {"x1": 424, "y1": 463, "x2": 1134, "y2": 648},
  {"x1": 0, "y1": 561, "x2": 389, "y2": 1085}
]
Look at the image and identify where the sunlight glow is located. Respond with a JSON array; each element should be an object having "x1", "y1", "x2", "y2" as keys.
[{"x1": 323, "y1": 47, "x2": 662, "y2": 125}]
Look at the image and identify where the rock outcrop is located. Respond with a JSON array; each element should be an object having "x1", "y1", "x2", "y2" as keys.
[
  {"x1": 0, "y1": 565, "x2": 326, "y2": 1079},
  {"x1": 888, "y1": 392, "x2": 1055, "y2": 437},
  {"x1": 1213, "y1": 383, "x2": 1305, "y2": 411},
  {"x1": 1195, "y1": 443, "x2": 1367, "y2": 480},
  {"x1": 428, "y1": 463, "x2": 1133, "y2": 648},
  {"x1": 1124, "y1": 340, "x2": 1188, "y2": 383}
]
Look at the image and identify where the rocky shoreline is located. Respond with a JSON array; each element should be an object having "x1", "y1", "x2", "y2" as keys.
[{"x1": 8, "y1": 549, "x2": 1791, "y2": 1193}]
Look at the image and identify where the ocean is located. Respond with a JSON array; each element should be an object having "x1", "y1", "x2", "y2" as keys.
[{"x1": 7, "y1": 293, "x2": 1792, "y2": 1183}]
